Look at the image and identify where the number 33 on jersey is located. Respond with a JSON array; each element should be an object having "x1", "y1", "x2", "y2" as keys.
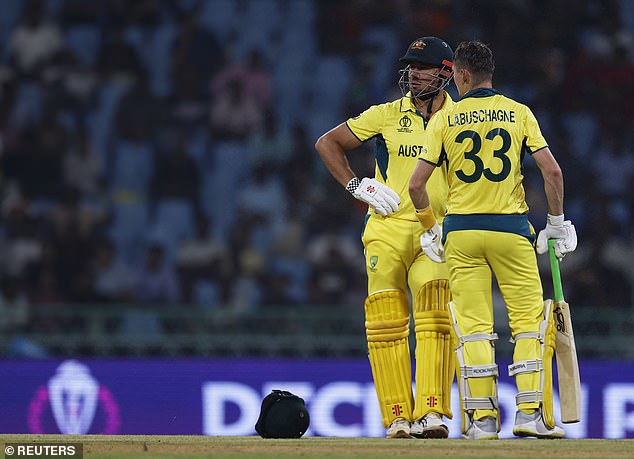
[{"x1": 420, "y1": 88, "x2": 547, "y2": 216}]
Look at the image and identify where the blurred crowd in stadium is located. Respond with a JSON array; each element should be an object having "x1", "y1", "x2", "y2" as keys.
[{"x1": 0, "y1": 0, "x2": 633, "y2": 337}]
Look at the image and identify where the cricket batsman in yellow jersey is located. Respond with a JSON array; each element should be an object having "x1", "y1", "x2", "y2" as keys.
[
  {"x1": 409, "y1": 41, "x2": 578, "y2": 440},
  {"x1": 316, "y1": 37, "x2": 456, "y2": 439}
]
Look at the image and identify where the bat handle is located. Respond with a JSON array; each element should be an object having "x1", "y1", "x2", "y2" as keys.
[{"x1": 548, "y1": 239, "x2": 565, "y2": 302}]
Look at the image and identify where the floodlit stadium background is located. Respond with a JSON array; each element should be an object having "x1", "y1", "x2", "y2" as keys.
[{"x1": 0, "y1": 0, "x2": 632, "y2": 438}]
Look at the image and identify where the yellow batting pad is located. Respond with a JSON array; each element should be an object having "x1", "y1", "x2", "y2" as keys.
[
  {"x1": 413, "y1": 280, "x2": 454, "y2": 420},
  {"x1": 512, "y1": 338, "x2": 542, "y2": 412},
  {"x1": 365, "y1": 290, "x2": 413, "y2": 427},
  {"x1": 510, "y1": 300, "x2": 556, "y2": 429},
  {"x1": 542, "y1": 300, "x2": 557, "y2": 428}
]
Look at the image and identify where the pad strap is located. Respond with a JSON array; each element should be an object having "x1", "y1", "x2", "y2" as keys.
[
  {"x1": 464, "y1": 396, "x2": 499, "y2": 410},
  {"x1": 458, "y1": 332, "x2": 498, "y2": 345},
  {"x1": 508, "y1": 359, "x2": 543, "y2": 376},
  {"x1": 516, "y1": 390, "x2": 543, "y2": 405},
  {"x1": 510, "y1": 331, "x2": 541, "y2": 343},
  {"x1": 462, "y1": 364, "x2": 499, "y2": 378}
]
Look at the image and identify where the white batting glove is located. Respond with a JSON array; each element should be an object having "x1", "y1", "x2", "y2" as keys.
[
  {"x1": 346, "y1": 177, "x2": 400, "y2": 216},
  {"x1": 536, "y1": 214, "x2": 578, "y2": 259},
  {"x1": 420, "y1": 223, "x2": 445, "y2": 263}
]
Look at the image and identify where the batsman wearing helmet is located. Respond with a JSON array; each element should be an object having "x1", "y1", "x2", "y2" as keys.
[
  {"x1": 409, "y1": 40, "x2": 578, "y2": 439},
  {"x1": 315, "y1": 37, "x2": 456, "y2": 438}
]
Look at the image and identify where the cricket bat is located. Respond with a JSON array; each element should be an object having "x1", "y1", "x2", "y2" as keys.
[{"x1": 548, "y1": 239, "x2": 581, "y2": 423}]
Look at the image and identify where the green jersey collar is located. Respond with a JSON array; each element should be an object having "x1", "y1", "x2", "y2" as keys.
[
  {"x1": 461, "y1": 87, "x2": 500, "y2": 100},
  {"x1": 400, "y1": 90, "x2": 451, "y2": 112}
]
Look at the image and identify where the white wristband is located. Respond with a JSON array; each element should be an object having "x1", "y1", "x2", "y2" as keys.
[{"x1": 547, "y1": 214, "x2": 564, "y2": 225}]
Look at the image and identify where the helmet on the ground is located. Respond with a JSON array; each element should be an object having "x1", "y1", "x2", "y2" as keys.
[
  {"x1": 255, "y1": 390, "x2": 310, "y2": 438},
  {"x1": 398, "y1": 37, "x2": 454, "y2": 100}
]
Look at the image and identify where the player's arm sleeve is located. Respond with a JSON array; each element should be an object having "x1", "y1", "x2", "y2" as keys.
[
  {"x1": 523, "y1": 106, "x2": 548, "y2": 155},
  {"x1": 346, "y1": 105, "x2": 384, "y2": 142},
  {"x1": 419, "y1": 114, "x2": 444, "y2": 166}
]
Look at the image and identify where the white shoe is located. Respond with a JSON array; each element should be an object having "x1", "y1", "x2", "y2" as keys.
[
  {"x1": 386, "y1": 418, "x2": 412, "y2": 438},
  {"x1": 462, "y1": 417, "x2": 498, "y2": 440},
  {"x1": 410, "y1": 413, "x2": 449, "y2": 438},
  {"x1": 513, "y1": 410, "x2": 565, "y2": 439}
]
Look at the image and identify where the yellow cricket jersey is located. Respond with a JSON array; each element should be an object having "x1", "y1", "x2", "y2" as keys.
[
  {"x1": 346, "y1": 92, "x2": 453, "y2": 223},
  {"x1": 421, "y1": 88, "x2": 547, "y2": 240}
]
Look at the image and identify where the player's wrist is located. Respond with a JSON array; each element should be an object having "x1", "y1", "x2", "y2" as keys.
[
  {"x1": 415, "y1": 206, "x2": 436, "y2": 231},
  {"x1": 547, "y1": 214, "x2": 564, "y2": 226},
  {"x1": 346, "y1": 177, "x2": 360, "y2": 194}
]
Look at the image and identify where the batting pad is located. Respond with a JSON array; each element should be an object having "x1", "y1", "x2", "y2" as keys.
[
  {"x1": 365, "y1": 290, "x2": 413, "y2": 427},
  {"x1": 509, "y1": 299, "x2": 556, "y2": 429},
  {"x1": 413, "y1": 279, "x2": 454, "y2": 420},
  {"x1": 542, "y1": 300, "x2": 557, "y2": 428}
]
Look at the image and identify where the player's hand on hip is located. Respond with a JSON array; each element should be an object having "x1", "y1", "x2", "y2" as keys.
[
  {"x1": 536, "y1": 214, "x2": 578, "y2": 259},
  {"x1": 420, "y1": 223, "x2": 445, "y2": 263},
  {"x1": 347, "y1": 177, "x2": 400, "y2": 216}
]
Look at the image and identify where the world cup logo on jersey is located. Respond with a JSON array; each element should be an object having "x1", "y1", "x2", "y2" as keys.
[{"x1": 27, "y1": 360, "x2": 120, "y2": 434}]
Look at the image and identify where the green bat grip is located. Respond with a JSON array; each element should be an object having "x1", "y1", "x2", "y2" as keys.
[{"x1": 548, "y1": 239, "x2": 565, "y2": 302}]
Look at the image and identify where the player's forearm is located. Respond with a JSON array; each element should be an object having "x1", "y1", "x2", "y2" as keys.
[
  {"x1": 533, "y1": 147, "x2": 564, "y2": 216},
  {"x1": 315, "y1": 136, "x2": 356, "y2": 188},
  {"x1": 409, "y1": 160, "x2": 434, "y2": 210},
  {"x1": 543, "y1": 168, "x2": 564, "y2": 216},
  {"x1": 409, "y1": 183, "x2": 430, "y2": 210}
]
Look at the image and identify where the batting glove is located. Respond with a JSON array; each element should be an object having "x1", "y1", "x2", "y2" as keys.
[
  {"x1": 420, "y1": 223, "x2": 445, "y2": 263},
  {"x1": 347, "y1": 177, "x2": 400, "y2": 216},
  {"x1": 536, "y1": 214, "x2": 578, "y2": 259}
]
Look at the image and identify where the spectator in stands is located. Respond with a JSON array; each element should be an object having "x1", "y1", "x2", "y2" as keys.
[
  {"x1": 309, "y1": 245, "x2": 361, "y2": 306},
  {"x1": 132, "y1": 243, "x2": 181, "y2": 304},
  {"x1": 236, "y1": 164, "x2": 288, "y2": 246},
  {"x1": 211, "y1": 48, "x2": 273, "y2": 114},
  {"x1": 116, "y1": 74, "x2": 164, "y2": 142},
  {"x1": 306, "y1": 218, "x2": 364, "y2": 306},
  {"x1": 209, "y1": 77, "x2": 263, "y2": 141},
  {"x1": 92, "y1": 239, "x2": 134, "y2": 303},
  {"x1": 63, "y1": 129, "x2": 104, "y2": 197},
  {"x1": 169, "y1": 69, "x2": 209, "y2": 129},
  {"x1": 246, "y1": 111, "x2": 292, "y2": 170},
  {"x1": 150, "y1": 132, "x2": 200, "y2": 208},
  {"x1": 7, "y1": 0, "x2": 64, "y2": 76},
  {"x1": 48, "y1": 189, "x2": 102, "y2": 302},
  {"x1": 97, "y1": 26, "x2": 145, "y2": 84},
  {"x1": 171, "y1": 8, "x2": 223, "y2": 89},
  {"x1": 592, "y1": 131, "x2": 634, "y2": 234},
  {"x1": 260, "y1": 273, "x2": 296, "y2": 307},
  {"x1": 0, "y1": 275, "x2": 30, "y2": 332},
  {"x1": 175, "y1": 214, "x2": 228, "y2": 301},
  {"x1": 227, "y1": 247, "x2": 264, "y2": 314},
  {"x1": 102, "y1": 0, "x2": 163, "y2": 30}
]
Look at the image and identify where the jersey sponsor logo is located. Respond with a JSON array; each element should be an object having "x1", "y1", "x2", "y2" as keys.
[
  {"x1": 398, "y1": 115, "x2": 413, "y2": 133},
  {"x1": 448, "y1": 109, "x2": 516, "y2": 126},
  {"x1": 398, "y1": 144, "x2": 425, "y2": 157}
]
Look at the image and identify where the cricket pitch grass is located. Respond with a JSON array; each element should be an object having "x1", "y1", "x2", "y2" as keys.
[{"x1": 1, "y1": 435, "x2": 633, "y2": 459}]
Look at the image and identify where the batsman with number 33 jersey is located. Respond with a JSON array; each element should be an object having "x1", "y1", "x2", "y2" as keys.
[
  {"x1": 409, "y1": 41, "x2": 578, "y2": 440},
  {"x1": 316, "y1": 37, "x2": 456, "y2": 439}
]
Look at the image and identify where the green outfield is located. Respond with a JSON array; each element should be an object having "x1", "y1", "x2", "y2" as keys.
[{"x1": 1, "y1": 435, "x2": 633, "y2": 459}]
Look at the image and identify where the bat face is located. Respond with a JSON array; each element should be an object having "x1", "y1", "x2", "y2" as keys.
[{"x1": 553, "y1": 299, "x2": 581, "y2": 423}]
